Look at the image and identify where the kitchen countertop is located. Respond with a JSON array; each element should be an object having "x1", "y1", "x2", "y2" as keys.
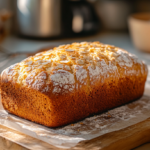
[
  {"x1": 1, "y1": 32, "x2": 150, "y2": 65},
  {"x1": 0, "y1": 32, "x2": 150, "y2": 150}
]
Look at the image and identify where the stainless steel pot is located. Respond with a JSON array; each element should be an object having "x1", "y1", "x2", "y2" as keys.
[{"x1": 16, "y1": 0, "x2": 61, "y2": 37}]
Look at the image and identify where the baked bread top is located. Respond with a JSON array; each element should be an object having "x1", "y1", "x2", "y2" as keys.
[{"x1": 1, "y1": 41, "x2": 148, "y2": 95}]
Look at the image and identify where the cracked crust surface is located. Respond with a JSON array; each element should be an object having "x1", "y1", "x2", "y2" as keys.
[{"x1": 0, "y1": 41, "x2": 148, "y2": 127}]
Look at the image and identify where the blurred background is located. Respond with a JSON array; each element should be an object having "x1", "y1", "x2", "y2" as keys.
[
  {"x1": 1, "y1": 0, "x2": 150, "y2": 72},
  {"x1": 1, "y1": 0, "x2": 150, "y2": 37}
]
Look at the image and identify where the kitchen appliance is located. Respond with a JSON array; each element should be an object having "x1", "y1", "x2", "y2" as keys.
[
  {"x1": 68, "y1": 0, "x2": 99, "y2": 35},
  {"x1": 16, "y1": 0, "x2": 99, "y2": 38},
  {"x1": 16, "y1": 0, "x2": 61, "y2": 38}
]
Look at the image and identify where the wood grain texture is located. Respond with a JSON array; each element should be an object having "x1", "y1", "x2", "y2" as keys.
[
  {"x1": 1, "y1": 119, "x2": 150, "y2": 149},
  {"x1": 134, "y1": 143, "x2": 150, "y2": 150},
  {"x1": 0, "y1": 138, "x2": 28, "y2": 150},
  {"x1": 0, "y1": 125, "x2": 63, "y2": 150},
  {"x1": 74, "y1": 118, "x2": 150, "y2": 150}
]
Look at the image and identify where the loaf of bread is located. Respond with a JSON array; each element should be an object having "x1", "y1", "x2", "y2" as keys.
[{"x1": 0, "y1": 42, "x2": 148, "y2": 127}]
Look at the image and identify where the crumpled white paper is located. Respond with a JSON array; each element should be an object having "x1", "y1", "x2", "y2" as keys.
[{"x1": 0, "y1": 69, "x2": 150, "y2": 149}]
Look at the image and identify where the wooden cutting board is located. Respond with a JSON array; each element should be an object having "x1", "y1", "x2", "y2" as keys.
[{"x1": 0, "y1": 118, "x2": 150, "y2": 150}]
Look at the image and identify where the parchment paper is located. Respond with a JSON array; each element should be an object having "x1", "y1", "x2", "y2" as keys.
[{"x1": 0, "y1": 69, "x2": 150, "y2": 149}]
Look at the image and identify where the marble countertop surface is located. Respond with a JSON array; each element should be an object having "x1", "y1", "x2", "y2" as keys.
[{"x1": 0, "y1": 32, "x2": 150, "y2": 150}]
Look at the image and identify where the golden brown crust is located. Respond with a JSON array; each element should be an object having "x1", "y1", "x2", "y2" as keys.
[{"x1": 0, "y1": 41, "x2": 148, "y2": 127}]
